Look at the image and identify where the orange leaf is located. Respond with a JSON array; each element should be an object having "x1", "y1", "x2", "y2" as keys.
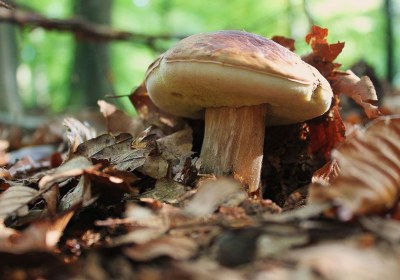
[
  {"x1": 307, "y1": 102, "x2": 346, "y2": 160},
  {"x1": 305, "y1": 25, "x2": 328, "y2": 46},
  {"x1": 271, "y1": 36, "x2": 295, "y2": 51}
]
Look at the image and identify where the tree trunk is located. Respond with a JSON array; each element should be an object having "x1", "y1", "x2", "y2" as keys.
[
  {"x1": 70, "y1": 0, "x2": 113, "y2": 108},
  {"x1": 0, "y1": 22, "x2": 22, "y2": 120},
  {"x1": 384, "y1": 0, "x2": 394, "y2": 83}
]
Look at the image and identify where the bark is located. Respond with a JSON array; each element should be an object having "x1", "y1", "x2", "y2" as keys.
[
  {"x1": 384, "y1": 0, "x2": 394, "y2": 83},
  {"x1": 0, "y1": 22, "x2": 22, "y2": 120},
  {"x1": 70, "y1": 0, "x2": 113, "y2": 108}
]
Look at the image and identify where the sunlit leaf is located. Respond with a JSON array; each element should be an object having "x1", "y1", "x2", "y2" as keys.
[{"x1": 309, "y1": 116, "x2": 400, "y2": 219}]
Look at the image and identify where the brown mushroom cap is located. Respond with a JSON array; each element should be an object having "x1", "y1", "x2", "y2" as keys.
[{"x1": 145, "y1": 30, "x2": 333, "y2": 125}]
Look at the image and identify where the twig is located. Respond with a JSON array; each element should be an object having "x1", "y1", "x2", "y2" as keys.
[{"x1": 0, "y1": 7, "x2": 187, "y2": 44}]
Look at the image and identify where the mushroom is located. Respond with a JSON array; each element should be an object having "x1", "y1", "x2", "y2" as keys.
[{"x1": 144, "y1": 30, "x2": 333, "y2": 193}]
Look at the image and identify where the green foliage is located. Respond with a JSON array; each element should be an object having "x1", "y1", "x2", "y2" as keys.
[{"x1": 13, "y1": 0, "x2": 399, "y2": 112}]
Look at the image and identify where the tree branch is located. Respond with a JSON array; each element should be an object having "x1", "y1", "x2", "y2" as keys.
[{"x1": 0, "y1": 7, "x2": 187, "y2": 44}]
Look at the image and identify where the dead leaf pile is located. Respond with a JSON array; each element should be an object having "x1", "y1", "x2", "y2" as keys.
[{"x1": 309, "y1": 116, "x2": 400, "y2": 220}]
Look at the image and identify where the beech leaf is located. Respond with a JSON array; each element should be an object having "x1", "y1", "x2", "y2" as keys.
[
  {"x1": 185, "y1": 178, "x2": 242, "y2": 217},
  {"x1": 39, "y1": 156, "x2": 94, "y2": 190},
  {"x1": 63, "y1": 117, "x2": 97, "y2": 155},
  {"x1": 332, "y1": 70, "x2": 381, "y2": 119},
  {"x1": 0, "y1": 211, "x2": 74, "y2": 253},
  {"x1": 98, "y1": 100, "x2": 145, "y2": 138},
  {"x1": 309, "y1": 116, "x2": 400, "y2": 219},
  {"x1": 0, "y1": 185, "x2": 39, "y2": 220},
  {"x1": 123, "y1": 236, "x2": 198, "y2": 261}
]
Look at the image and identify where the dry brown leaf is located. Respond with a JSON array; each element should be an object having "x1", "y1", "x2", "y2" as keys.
[
  {"x1": 0, "y1": 185, "x2": 39, "y2": 220},
  {"x1": 42, "y1": 184, "x2": 59, "y2": 216},
  {"x1": 311, "y1": 159, "x2": 340, "y2": 186},
  {"x1": 129, "y1": 83, "x2": 186, "y2": 133},
  {"x1": 98, "y1": 100, "x2": 145, "y2": 138},
  {"x1": 309, "y1": 116, "x2": 400, "y2": 219},
  {"x1": 75, "y1": 133, "x2": 132, "y2": 159},
  {"x1": 111, "y1": 203, "x2": 169, "y2": 245},
  {"x1": 59, "y1": 174, "x2": 93, "y2": 211},
  {"x1": 185, "y1": 178, "x2": 242, "y2": 217},
  {"x1": 86, "y1": 128, "x2": 158, "y2": 172},
  {"x1": 332, "y1": 70, "x2": 381, "y2": 119},
  {"x1": 140, "y1": 179, "x2": 187, "y2": 203},
  {"x1": 63, "y1": 117, "x2": 97, "y2": 155},
  {"x1": 157, "y1": 127, "x2": 193, "y2": 178},
  {"x1": 7, "y1": 157, "x2": 38, "y2": 178},
  {"x1": 173, "y1": 259, "x2": 244, "y2": 280},
  {"x1": 123, "y1": 235, "x2": 198, "y2": 261},
  {"x1": 84, "y1": 167, "x2": 133, "y2": 198},
  {"x1": 0, "y1": 211, "x2": 74, "y2": 253},
  {"x1": 287, "y1": 242, "x2": 400, "y2": 280},
  {"x1": 39, "y1": 156, "x2": 94, "y2": 191}
]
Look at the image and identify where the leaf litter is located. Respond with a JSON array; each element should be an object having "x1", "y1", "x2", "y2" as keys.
[{"x1": 1, "y1": 26, "x2": 400, "y2": 279}]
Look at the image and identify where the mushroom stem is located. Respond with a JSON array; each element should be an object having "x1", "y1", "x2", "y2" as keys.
[{"x1": 200, "y1": 104, "x2": 268, "y2": 193}]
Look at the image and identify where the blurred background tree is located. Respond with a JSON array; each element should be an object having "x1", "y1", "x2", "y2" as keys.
[
  {"x1": 0, "y1": 0, "x2": 398, "y2": 120},
  {"x1": 70, "y1": 0, "x2": 113, "y2": 108}
]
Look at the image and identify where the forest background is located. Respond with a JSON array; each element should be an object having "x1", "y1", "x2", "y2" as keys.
[{"x1": 0, "y1": 0, "x2": 398, "y2": 125}]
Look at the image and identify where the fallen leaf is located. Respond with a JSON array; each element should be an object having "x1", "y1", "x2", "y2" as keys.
[
  {"x1": 185, "y1": 178, "x2": 242, "y2": 217},
  {"x1": 0, "y1": 211, "x2": 74, "y2": 253},
  {"x1": 39, "y1": 156, "x2": 94, "y2": 191},
  {"x1": 129, "y1": 83, "x2": 186, "y2": 133},
  {"x1": 123, "y1": 235, "x2": 198, "y2": 261},
  {"x1": 7, "y1": 156, "x2": 43, "y2": 178},
  {"x1": 98, "y1": 100, "x2": 145, "y2": 138},
  {"x1": 173, "y1": 259, "x2": 244, "y2": 280},
  {"x1": 332, "y1": 70, "x2": 381, "y2": 119},
  {"x1": 42, "y1": 184, "x2": 59, "y2": 216},
  {"x1": 140, "y1": 178, "x2": 187, "y2": 203},
  {"x1": 75, "y1": 133, "x2": 132, "y2": 159},
  {"x1": 305, "y1": 25, "x2": 345, "y2": 64},
  {"x1": 157, "y1": 127, "x2": 193, "y2": 178},
  {"x1": 111, "y1": 203, "x2": 169, "y2": 245},
  {"x1": 0, "y1": 185, "x2": 39, "y2": 220},
  {"x1": 137, "y1": 155, "x2": 169, "y2": 179},
  {"x1": 309, "y1": 116, "x2": 400, "y2": 219},
  {"x1": 311, "y1": 159, "x2": 340, "y2": 186},
  {"x1": 360, "y1": 216, "x2": 400, "y2": 244},
  {"x1": 59, "y1": 174, "x2": 93, "y2": 211},
  {"x1": 308, "y1": 104, "x2": 346, "y2": 160},
  {"x1": 63, "y1": 117, "x2": 97, "y2": 156},
  {"x1": 288, "y1": 242, "x2": 400, "y2": 280}
]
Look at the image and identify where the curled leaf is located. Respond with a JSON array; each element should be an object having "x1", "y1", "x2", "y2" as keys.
[
  {"x1": 332, "y1": 70, "x2": 381, "y2": 119},
  {"x1": 309, "y1": 116, "x2": 400, "y2": 219}
]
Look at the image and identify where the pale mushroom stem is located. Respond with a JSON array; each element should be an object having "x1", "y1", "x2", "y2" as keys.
[{"x1": 200, "y1": 104, "x2": 268, "y2": 193}]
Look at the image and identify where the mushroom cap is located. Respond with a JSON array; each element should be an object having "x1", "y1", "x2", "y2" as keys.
[{"x1": 145, "y1": 30, "x2": 333, "y2": 125}]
